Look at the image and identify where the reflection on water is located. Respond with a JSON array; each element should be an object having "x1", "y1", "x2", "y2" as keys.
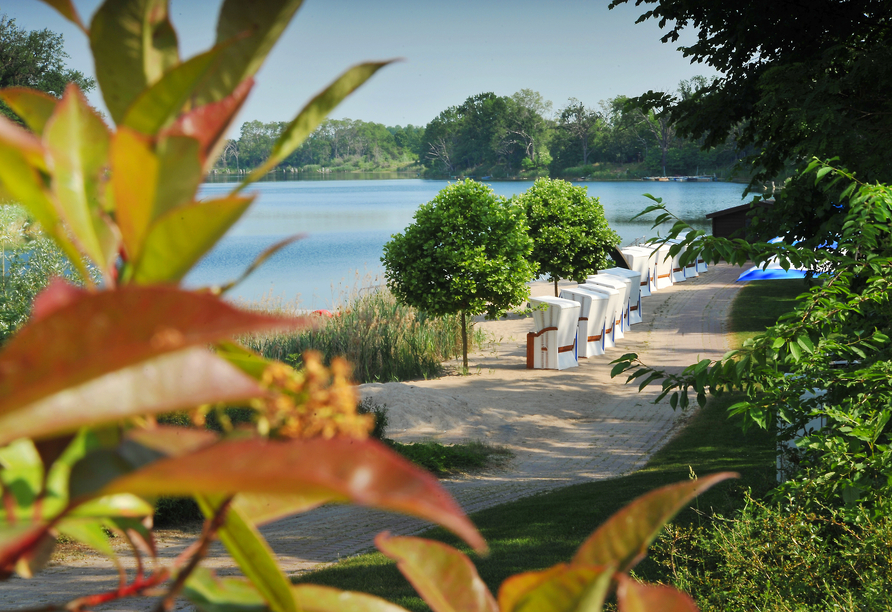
[{"x1": 185, "y1": 178, "x2": 745, "y2": 308}]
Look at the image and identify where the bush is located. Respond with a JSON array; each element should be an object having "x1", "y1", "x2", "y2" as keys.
[
  {"x1": 645, "y1": 493, "x2": 892, "y2": 611},
  {"x1": 1, "y1": 205, "x2": 92, "y2": 344}
]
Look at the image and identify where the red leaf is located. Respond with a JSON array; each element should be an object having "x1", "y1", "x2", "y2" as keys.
[
  {"x1": 29, "y1": 278, "x2": 83, "y2": 322},
  {"x1": 616, "y1": 575, "x2": 699, "y2": 612},
  {"x1": 0, "y1": 283, "x2": 308, "y2": 420},
  {"x1": 103, "y1": 437, "x2": 486, "y2": 552},
  {"x1": 167, "y1": 78, "x2": 254, "y2": 164}
]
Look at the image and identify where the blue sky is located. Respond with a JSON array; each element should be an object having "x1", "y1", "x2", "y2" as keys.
[{"x1": 4, "y1": 0, "x2": 716, "y2": 133}]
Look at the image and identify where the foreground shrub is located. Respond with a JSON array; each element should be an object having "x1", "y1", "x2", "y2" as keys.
[{"x1": 647, "y1": 493, "x2": 892, "y2": 611}]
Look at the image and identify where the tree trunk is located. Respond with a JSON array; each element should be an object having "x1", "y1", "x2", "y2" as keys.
[
  {"x1": 460, "y1": 310, "x2": 468, "y2": 372},
  {"x1": 554, "y1": 278, "x2": 559, "y2": 297}
]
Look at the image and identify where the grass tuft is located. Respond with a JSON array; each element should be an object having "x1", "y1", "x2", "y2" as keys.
[{"x1": 241, "y1": 288, "x2": 485, "y2": 384}]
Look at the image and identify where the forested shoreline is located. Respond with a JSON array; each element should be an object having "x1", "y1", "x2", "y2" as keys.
[{"x1": 212, "y1": 81, "x2": 748, "y2": 180}]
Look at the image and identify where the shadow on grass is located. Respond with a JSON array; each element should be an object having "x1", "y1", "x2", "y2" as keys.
[
  {"x1": 729, "y1": 279, "x2": 810, "y2": 339},
  {"x1": 295, "y1": 394, "x2": 776, "y2": 610}
]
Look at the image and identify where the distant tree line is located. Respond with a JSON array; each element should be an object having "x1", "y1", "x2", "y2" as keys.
[
  {"x1": 216, "y1": 80, "x2": 748, "y2": 178},
  {"x1": 215, "y1": 118, "x2": 424, "y2": 173}
]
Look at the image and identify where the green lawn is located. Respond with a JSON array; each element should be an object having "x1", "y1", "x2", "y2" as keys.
[{"x1": 293, "y1": 279, "x2": 798, "y2": 610}]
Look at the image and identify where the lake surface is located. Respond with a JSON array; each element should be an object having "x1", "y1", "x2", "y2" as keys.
[{"x1": 184, "y1": 178, "x2": 746, "y2": 308}]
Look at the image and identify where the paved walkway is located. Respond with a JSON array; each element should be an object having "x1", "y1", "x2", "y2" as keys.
[{"x1": 3, "y1": 264, "x2": 745, "y2": 611}]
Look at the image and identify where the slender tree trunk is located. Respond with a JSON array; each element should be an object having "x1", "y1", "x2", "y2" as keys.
[
  {"x1": 460, "y1": 310, "x2": 468, "y2": 372},
  {"x1": 554, "y1": 278, "x2": 559, "y2": 297}
]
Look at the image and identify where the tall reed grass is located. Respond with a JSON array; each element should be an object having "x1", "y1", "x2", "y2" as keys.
[{"x1": 241, "y1": 287, "x2": 485, "y2": 383}]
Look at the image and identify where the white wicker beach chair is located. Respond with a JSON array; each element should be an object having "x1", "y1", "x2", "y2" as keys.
[
  {"x1": 585, "y1": 274, "x2": 632, "y2": 334},
  {"x1": 559, "y1": 287, "x2": 610, "y2": 357},
  {"x1": 526, "y1": 296, "x2": 580, "y2": 370},
  {"x1": 578, "y1": 283, "x2": 622, "y2": 348},
  {"x1": 599, "y1": 267, "x2": 643, "y2": 324},
  {"x1": 619, "y1": 247, "x2": 654, "y2": 296}
]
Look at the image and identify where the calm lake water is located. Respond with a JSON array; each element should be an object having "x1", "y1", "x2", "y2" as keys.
[{"x1": 184, "y1": 178, "x2": 746, "y2": 308}]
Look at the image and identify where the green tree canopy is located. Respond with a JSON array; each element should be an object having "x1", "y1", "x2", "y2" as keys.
[
  {"x1": 515, "y1": 178, "x2": 620, "y2": 295},
  {"x1": 609, "y1": 0, "x2": 892, "y2": 243},
  {"x1": 382, "y1": 179, "x2": 535, "y2": 368},
  {"x1": 0, "y1": 16, "x2": 95, "y2": 125}
]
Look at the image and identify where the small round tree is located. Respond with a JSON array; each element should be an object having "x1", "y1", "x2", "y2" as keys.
[
  {"x1": 382, "y1": 179, "x2": 535, "y2": 370},
  {"x1": 516, "y1": 177, "x2": 621, "y2": 295}
]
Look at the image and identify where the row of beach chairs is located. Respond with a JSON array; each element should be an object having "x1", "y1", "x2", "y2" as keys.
[{"x1": 526, "y1": 240, "x2": 709, "y2": 370}]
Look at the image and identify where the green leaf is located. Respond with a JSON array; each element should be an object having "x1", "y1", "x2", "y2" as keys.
[
  {"x1": 615, "y1": 575, "x2": 698, "y2": 612},
  {"x1": 122, "y1": 44, "x2": 228, "y2": 135},
  {"x1": 132, "y1": 195, "x2": 254, "y2": 283},
  {"x1": 192, "y1": 0, "x2": 304, "y2": 106},
  {"x1": 497, "y1": 563, "x2": 613, "y2": 612},
  {"x1": 815, "y1": 166, "x2": 834, "y2": 184},
  {"x1": 43, "y1": 85, "x2": 116, "y2": 272},
  {"x1": 103, "y1": 438, "x2": 486, "y2": 552},
  {"x1": 243, "y1": 61, "x2": 392, "y2": 186},
  {"x1": 184, "y1": 567, "x2": 269, "y2": 612},
  {"x1": 292, "y1": 584, "x2": 413, "y2": 612},
  {"x1": 55, "y1": 518, "x2": 117, "y2": 560},
  {"x1": 90, "y1": 0, "x2": 179, "y2": 123},
  {"x1": 196, "y1": 495, "x2": 297, "y2": 612},
  {"x1": 788, "y1": 341, "x2": 802, "y2": 361},
  {"x1": 112, "y1": 131, "x2": 204, "y2": 263},
  {"x1": 0, "y1": 88, "x2": 59, "y2": 136},
  {"x1": 796, "y1": 335, "x2": 815, "y2": 354},
  {"x1": 572, "y1": 472, "x2": 737, "y2": 572},
  {"x1": 375, "y1": 534, "x2": 498, "y2": 612},
  {"x1": 184, "y1": 568, "x2": 269, "y2": 612}
]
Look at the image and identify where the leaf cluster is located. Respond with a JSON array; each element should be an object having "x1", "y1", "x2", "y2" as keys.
[
  {"x1": 609, "y1": 0, "x2": 892, "y2": 243},
  {"x1": 611, "y1": 160, "x2": 892, "y2": 511}
]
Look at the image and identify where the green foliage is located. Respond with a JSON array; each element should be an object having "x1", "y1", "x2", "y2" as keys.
[
  {"x1": 218, "y1": 117, "x2": 422, "y2": 172},
  {"x1": 242, "y1": 289, "x2": 481, "y2": 383},
  {"x1": 609, "y1": 0, "x2": 892, "y2": 243},
  {"x1": 420, "y1": 90, "x2": 553, "y2": 177},
  {"x1": 0, "y1": 15, "x2": 95, "y2": 125},
  {"x1": 386, "y1": 440, "x2": 512, "y2": 477},
  {"x1": 648, "y1": 494, "x2": 892, "y2": 611},
  {"x1": 382, "y1": 179, "x2": 535, "y2": 366},
  {"x1": 612, "y1": 161, "x2": 892, "y2": 512},
  {"x1": 516, "y1": 178, "x2": 620, "y2": 290}
]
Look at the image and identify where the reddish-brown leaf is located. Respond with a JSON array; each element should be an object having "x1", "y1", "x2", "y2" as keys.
[
  {"x1": 497, "y1": 563, "x2": 613, "y2": 612},
  {"x1": 0, "y1": 347, "x2": 264, "y2": 445},
  {"x1": 0, "y1": 283, "x2": 307, "y2": 420},
  {"x1": 168, "y1": 78, "x2": 253, "y2": 166},
  {"x1": 103, "y1": 437, "x2": 486, "y2": 552},
  {"x1": 37, "y1": 0, "x2": 86, "y2": 31},
  {"x1": 572, "y1": 473, "x2": 738, "y2": 572},
  {"x1": 616, "y1": 575, "x2": 699, "y2": 612},
  {"x1": 375, "y1": 534, "x2": 496, "y2": 612},
  {"x1": 125, "y1": 426, "x2": 219, "y2": 458}
]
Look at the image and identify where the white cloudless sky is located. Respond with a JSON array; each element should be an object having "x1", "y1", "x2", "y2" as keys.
[{"x1": 3, "y1": 0, "x2": 717, "y2": 134}]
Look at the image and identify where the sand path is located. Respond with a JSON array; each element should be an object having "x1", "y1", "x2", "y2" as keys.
[{"x1": 3, "y1": 264, "x2": 744, "y2": 611}]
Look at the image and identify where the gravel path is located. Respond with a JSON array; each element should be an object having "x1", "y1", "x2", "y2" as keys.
[{"x1": 2, "y1": 264, "x2": 745, "y2": 611}]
